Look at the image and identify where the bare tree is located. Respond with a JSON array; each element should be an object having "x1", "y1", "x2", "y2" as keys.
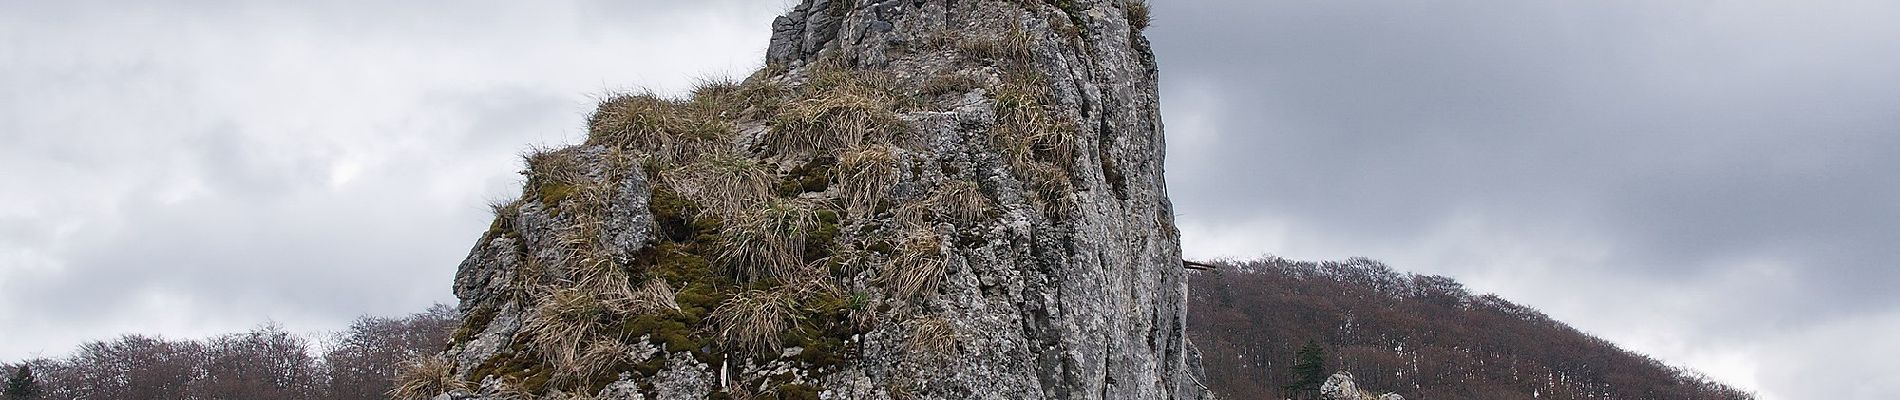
[
  {"x1": 322, "y1": 304, "x2": 458, "y2": 400},
  {"x1": 60, "y1": 335, "x2": 204, "y2": 400},
  {"x1": 197, "y1": 323, "x2": 321, "y2": 400}
]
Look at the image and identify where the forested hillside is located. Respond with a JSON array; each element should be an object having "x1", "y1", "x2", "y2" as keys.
[
  {"x1": 1187, "y1": 257, "x2": 1754, "y2": 400},
  {"x1": 1, "y1": 306, "x2": 455, "y2": 399}
]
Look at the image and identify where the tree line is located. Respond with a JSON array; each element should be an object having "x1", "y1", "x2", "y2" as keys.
[{"x1": 2, "y1": 305, "x2": 456, "y2": 400}]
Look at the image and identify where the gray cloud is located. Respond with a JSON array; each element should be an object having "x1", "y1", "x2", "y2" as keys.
[
  {"x1": 0, "y1": 0, "x2": 786, "y2": 358},
  {"x1": 1151, "y1": 1, "x2": 1900, "y2": 398}
]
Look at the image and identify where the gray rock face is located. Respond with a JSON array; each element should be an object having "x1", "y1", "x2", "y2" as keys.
[
  {"x1": 1321, "y1": 372, "x2": 1402, "y2": 400},
  {"x1": 767, "y1": 0, "x2": 845, "y2": 64},
  {"x1": 1321, "y1": 372, "x2": 1362, "y2": 400},
  {"x1": 436, "y1": 1, "x2": 1199, "y2": 399}
]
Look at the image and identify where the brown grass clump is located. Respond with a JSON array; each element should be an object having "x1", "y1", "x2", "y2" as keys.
[
  {"x1": 708, "y1": 289, "x2": 799, "y2": 352},
  {"x1": 990, "y1": 72, "x2": 1079, "y2": 168},
  {"x1": 833, "y1": 145, "x2": 902, "y2": 216},
  {"x1": 543, "y1": 390, "x2": 602, "y2": 400},
  {"x1": 804, "y1": 62, "x2": 903, "y2": 95},
  {"x1": 586, "y1": 93, "x2": 730, "y2": 164},
  {"x1": 881, "y1": 229, "x2": 946, "y2": 301},
  {"x1": 1022, "y1": 162, "x2": 1076, "y2": 216},
  {"x1": 660, "y1": 154, "x2": 775, "y2": 217},
  {"x1": 903, "y1": 317, "x2": 960, "y2": 359},
  {"x1": 747, "y1": 60, "x2": 923, "y2": 157},
  {"x1": 919, "y1": 73, "x2": 986, "y2": 98},
  {"x1": 689, "y1": 75, "x2": 788, "y2": 121},
  {"x1": 589, "y1": 73, "x2": 790, "y2": 162},
  {"x1": 524, "y1": 288, "x2": 611, "y2": 373},
  {"x1": 769, "y1": 92, "x2": 904, "y2": 155},
  {"x1": 616, "y1": 277, "x2": 682, "y2": 314},
  {"x1": 558, "y1": 189, "x2": 620, "y2": 277},
  {"x1": 1029, "y1": 122, "x2": 1078, "y2": 164},
  {"x1": 715, "y1": 198, "x2": 819, "y2": 281},
  {"x1": 491, "y1": 378, "x2": 538, "y2": 399},
  {"x1": 563, "y1": 338, "x2": 636, "y2": 388},
  {"x1": 516, "y1": 277, "x2": 658, "y2": 388},
  {"x1": 990, "y1": 92, "x2": 1045, "y2": 167},
  {"x1": 485, "y1": 198, "x2": 523, "y2": 240},
  {"x1": 891, "y1": 201, "x2": 933, "y2": 229},
  {"x1": 929, "y1": 180, "x2": 994, "y2": 225},
  {"x1": 522, "y1": 147, "x2": 591, "y2": 208},
  {"x1": 955, "y1": 29, "x2": 1036, "y2": 62},
  {"x1": 985, "y1": 64, "x2": 1082, "y2": 218},
  {"x1": 1127, "y1": 1, "x2": 1152, "y2": 32},
  {"x1": 389, "y1": 353, "x2": 467, "y2": 400}
]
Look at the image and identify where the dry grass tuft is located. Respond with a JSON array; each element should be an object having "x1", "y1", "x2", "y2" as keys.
[
  {"x1": 715, "y1": 198, "x2": 819, "y2": 281},
  {"x1": 523, "y1": 147, "x2": 591, "y2": 206},
  {"x1": 524, "y1": 288, "x2": 611, "y2": 372},
  {"x1": 559, "y1": 188, "x2": 621, "y2": 275},
  {"x1": 1127, "y1": 1, "x2": 1152, "y2": 32},
  {"x1": 1030, "y1": 123, "x2": 1079, "y2": 164},
  {"x1": 833, "y1": 145, "x2": 902, "y2": 216},
  {"x1": 1023, "y1": 162, "x2": 1076, "y2": 216},
  {"x1": 751, "y1": 60, "x2": 919, "y2": 156},
  {"x1": 389, "y1": 353, "x2": 467, "y2": 400},
  {"x1": 588, "y1": 74, "x2": 789, "y2": 163},
  {"x1": 991, "y1": 70, "x2": 1079, "y2": 166},
  {"x1": 881, "y1": 229, "x2": 946, "y2": 301},
  {"x1": 769, "y1": 92, "x2": 903, "y2": 155},
  {"x1": 485, "y1": 198, "x2": 523, "y2": 240},
  {"x1": 891, "y1": 201, "x2": 933, "y2": 229},
  {"x1": 690, "y1": 75, "x2": 788, "y2": 121},
  {"x1": 661, "y1": 154, "x2": 775, "y2": 217},
  {"x1": 586, "y1": 93, "x2": 731, "y2": 164},
  {"x1": 985, "y1": 65, "x2": 1082, "y2": 217},
  {"x1": 916, "y1": 33, "x2": 961, "y2": 54},
  {"x1": 560, "y1": 338, "x2": 635, "y2": 388},
  {"x1": 903, "y1": 317, "x2": 960, "y2": 359},
  {"x1": 805, "y1": 62, "x2": 902, "y2": 94},
  {"x1": 920, "y1": 73, "x2": 985, "y2": 98},
  {"x1": 488, "y1": 197, "x2": 522, "y2": 219},
  {"x1": 930, "y1": 180, "x2": 994, "y2": 225},
  {"x1": 582, "y1": 272, "x2": 682, "y2": 318},
  {"x1": 956, "y1": 29, "x2": 1036, "y2": 62},
  {"x1": 543, "y1": 390, "x2": 601, "y2": 400},
  {"x1": 491, "y1": 378, "x2": 538, "y2": 400},
  {"x1": 617, "y1": 277, "x2": 682, "y2": 314},
  {"x1": 708, "y1": 289, "x2": 799, "y2": 352}
]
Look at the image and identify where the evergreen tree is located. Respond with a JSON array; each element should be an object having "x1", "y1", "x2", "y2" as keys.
[
  {"x1": 1284, "y1": 340, "x2": 1327, "y2": 398},
  {"x1": 4, "y1": 365, "x2": 42, "y2": 400}
]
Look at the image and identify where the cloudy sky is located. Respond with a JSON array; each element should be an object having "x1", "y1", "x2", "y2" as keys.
[{"x1": 3, "y1": 1, "x2": 1895, "y2": 398}]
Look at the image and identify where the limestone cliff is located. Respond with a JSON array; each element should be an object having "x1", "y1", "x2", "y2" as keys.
[{"x1": 424, "y1": 1, "x2": 1194, "y2": 398}]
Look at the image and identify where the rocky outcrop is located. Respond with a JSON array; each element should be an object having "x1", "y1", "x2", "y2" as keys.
[
  {"x1": 429, "y1": 1, "x2": 1192, "y2": 399},
  {"x1": 1321, "y1": 372, "x2": 1403, "y2": 400}
]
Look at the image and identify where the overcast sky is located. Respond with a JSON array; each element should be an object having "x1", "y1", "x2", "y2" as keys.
[{"x1": 2, "y1": 1, "x2": 1894, "y2": 398}]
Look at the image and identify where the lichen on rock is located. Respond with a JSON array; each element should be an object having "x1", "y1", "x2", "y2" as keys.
[
  {"x1": 1320, "y1": 372, "x2": 1404, "y2": 400},
  {"x1": 426, "y1": 0, "x2": 1196, "y2": 399}
]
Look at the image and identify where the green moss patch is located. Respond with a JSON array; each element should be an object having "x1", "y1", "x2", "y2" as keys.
[
  {"x1": 449, "y1": 305, "x2": 500, "y2": 348},
  {"x1": 777, "y1": 155, "x2": 837, "y2": 196}
]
